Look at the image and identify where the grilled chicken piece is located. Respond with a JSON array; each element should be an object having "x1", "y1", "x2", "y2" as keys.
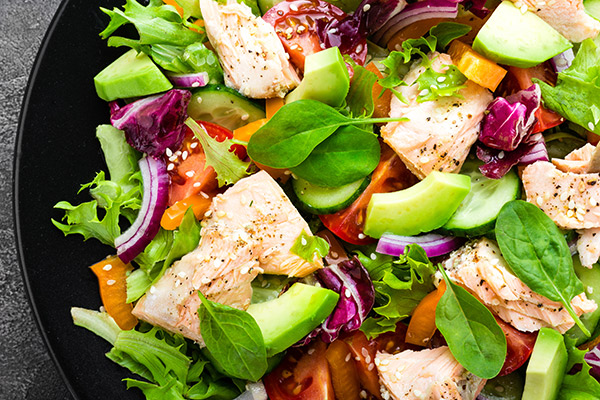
[
  {"x1": 376, "y1": 346, "x2": 486, "y2": 400},
  {"x1": 510, "y1": 0, "x2": 600, "y2": 42},
  {"x1": 549, "y1": 144, "x2": 600, "y2": 267},
  {"x1": 200, "y1": 0, "x2": 300, "y2": 98},
  {"x1": 522, "y1": 161, "x2": 600, "y2": 230},
  {"x1": 133, "y1": 171, "x2": 323, "y2": 344},
  {"x1": 441, "y1": 238, "x2": 597, "y2": 333},
  {"x1": 381, "y1": 52, "x2": 493, "y2": 179}
]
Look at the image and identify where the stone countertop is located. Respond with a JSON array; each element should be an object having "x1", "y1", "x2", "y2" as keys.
[{"x1": 1, "y1": 0, "x2": 72, "y2": 398}]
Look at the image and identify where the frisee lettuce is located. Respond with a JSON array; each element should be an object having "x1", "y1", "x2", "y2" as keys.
[{"x1": 355, "y1": 244, "x2": 435, "y2": 338}]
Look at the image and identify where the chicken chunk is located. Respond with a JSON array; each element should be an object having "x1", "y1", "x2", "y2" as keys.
[
  {"x1": 200, "y1": 0, "x2": 301, "y2": 98},
  {"x1": 381, "y1": 52, "x2": 493, "y2": 179},
  {"x1": 522, "y1": 160, "x2": 600, "y2": 230},
  {"x1": 510, "y1": 0, "x2": 600, "y2": 42},
  {"x1": 376, "y1": 346, "x2": 486, "y2": 400},
  {"x1": 133, "y1": 171, "x2": 323, "y2": 343},
  {"x1": 442, "y1": 238, "x2": 597, "y2": 333}
]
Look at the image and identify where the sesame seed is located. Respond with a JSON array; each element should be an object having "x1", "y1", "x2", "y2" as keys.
[
  {"x1": 301, "y1": 237, "x2": 308, "y2": 246},
  {"x1": 589, "y1": 122, "x2": 596, "y2": 131},
  {"x1": 360, "y1": 390, "x2": 367, "y2": 399},
  {"x1": 419, "y1": 89, "x2": 430, "y2": 97},
  {"x1": 290, "y1": 3, "x2": 298, "y2": 10},
  {"x1": 365, "y1": 355, "x2": 371, "y2": 364},
  {"x1": 150, "y1": 286, "x2": 157, "y2": 294},
  {"x1": 355, "y1": 44, "x2": 363, "y2": 54},
  {"x1": 102, "y1": 264, "x2": 112, "y2": 271},
  {"x1": 358, "y1": 233, "x2": 366, "y2": 239},
  {"x1": 560, "y1": 192, "x2": 569, "y2": 201},
  {"x1": 420, "y1": 156, "x2": 430, "y2": 164},
  {"x1": 536, "y1": 196, "x2": 543, "y2": 206},
  {"x1": 345, "y1": 288, "x2": 352, "y2": 298},
  {"x1": 169, "y1": 155, "x2": 178, "y2": 162},
  {"x1": 166, "y1": 148, "x2": 173, "y2": 157},
  {"x1": 193, "y1": 182, "x2": 202, "y2": 188},
  {"x1": 201, "y1": 277, "x2": 211, "y2": 284},
  {"x1": 328, "y1": 28, "x2": 338, "y2": 34},
  {"x1": 241, "y1": 113, "x2": 249, "y2": 121},
  {"x1": 200, "y1": 191, "x2": 209, "y2": 199},
  {"x1": 204, "y1": 210, "x2": 212, "y2": 218},
  {"x1": 186, "y1": 170, "x2": 195, "y2": 177},
  {"x1": 498, "y1": 151, "x2": 505, "y2": 159},
  {"x1": 106, "y1": 279, "x2": 116, "y2": 286},
  {"x1": 190, "y1": 142, "x2": 198, "y2": 149},
  {"x1": 178, "y1": 271, "x2": 187, "y2": 278},
  {"x1": 307, "y1": 348, "x2": 315, "y2": 355},
  {"x1": 437, "y1": 76, "x2": 446, "y2": 83},
  {"x1": 591, "y1": 198, "x2": 598, "y2": 207},
  {"x1": 167, "y1": 163, "x2": 175, "y2": 171},
  {"x1": 568, "y1": 200, "x2": 575, "y2": 209},
  {"x1": 368, "y1": 363, "x2": 375, "y2": 371},
  {"x1": 567, "y1": 209, "x2": 575, "y2": 218},
  {"x1": 196, "y1": 96, "x2": 203, "y2": 104},
  {"x1": 361, "y1": 348, "x2": 369, "y2": 358},
  {"x1": 520, "y1": 4, "x2": 528, "y2": 13},
  {"x1": 182, "y1": 151, "x2": 188, "y2": 160},
  {"x1": 370, "y1": 253, "x2": 377, "y2": 260},
  {"x1": 217, "y1": 210, "x2": 227, "y2": 218},
  {"x1": 345, "y1": 353, "x2": 351, "y2": 362},
  {"x1": 175, "y1": 279, "x2": 182, "y2": 287},
  {"x1": 363, "y1": 3, "x2": 371, "y2": 11}
]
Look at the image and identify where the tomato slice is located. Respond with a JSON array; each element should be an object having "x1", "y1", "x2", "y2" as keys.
[
  {"x1": 320, "y1": 144, "x2": 418, "y2": 245},
  {"x1": 165, "y1": 121, "x2": 246, "y2": 205},
  {"x1": 262, "y1": 0, "x2": 366, "y2": 71},
  {"x1": 325, "y1": 340, "x2": 361, "y2": 400},
  {"x1": 342, "y1": 331, "x2": 383, "y2": 399},
  {"x1": 495, "y1": 317, "x2": 537, "y2": 376},
  {"x1": 501, "y1": 63, "x2": 564, "y2": 133},
  {"x1": 264, "y1": 340, "x2": 335, "y2": 400}
]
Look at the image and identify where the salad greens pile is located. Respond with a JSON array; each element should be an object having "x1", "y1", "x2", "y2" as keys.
[{"x1": 53, "y1": 0, "x2": 600, "y2": 398}]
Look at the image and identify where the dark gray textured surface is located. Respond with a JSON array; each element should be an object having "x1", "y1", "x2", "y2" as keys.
[{"x1": 1, "y1": 0, "x2": 72, "y2": 399}]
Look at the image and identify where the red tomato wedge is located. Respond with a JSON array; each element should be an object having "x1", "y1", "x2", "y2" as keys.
[
  {"x1": 262, "y1": 0, "x2": 366, "y2": 71},
  {"x1": 325, "y1": 340, "x2": 361, "y2": 400},
  {"x1": 495, "y1": 317, "x2": 537, "y2": 376},
  {"x1": 165, "y1": 121, "x2": 246, "y2": 206},
  {"x1": 320, "y1": 144, "x2": 418, "y2": 245},
  {"x1": 342, "y1": 331, "x2": 383, "y2": 399},
  {"x1": 264, "y1": 340, "x2": 335, "y2": 400}
]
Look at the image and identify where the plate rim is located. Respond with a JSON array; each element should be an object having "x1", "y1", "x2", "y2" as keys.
[{"x1": 13, "y1": 0, "x2": 80, "y2": 398}]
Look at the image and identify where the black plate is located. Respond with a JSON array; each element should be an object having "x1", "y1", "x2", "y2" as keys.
[{"x1": 15, "y1": 0, "x2": 144, "y2": 398}]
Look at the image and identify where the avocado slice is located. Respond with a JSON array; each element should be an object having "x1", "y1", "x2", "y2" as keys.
[
  {"x1": 567, "y1": 256, "x2": 600, "y2": 345},
  {"x1": 94, "y1": 49, "x2": 173, "y2": 101},
  {"x1": 247, "y1": 283, "x2": 339, "y2": 356},
  {"x1": 285, "y1": 47, "x2": 350, "y2": 108},
  {"x1": 364, "y1": 171, "x2": 471, "y2": 238},
  {"x1": 522, "y1": 328, "x2": 568, "y2": 400},
  {"x1": 472, "y1": 1, "x2": 572, "y2": 68}
]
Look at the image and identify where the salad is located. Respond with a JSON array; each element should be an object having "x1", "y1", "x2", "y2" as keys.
[{"x1": 53, "y1": 0, "x2": 600, "y2": 397}]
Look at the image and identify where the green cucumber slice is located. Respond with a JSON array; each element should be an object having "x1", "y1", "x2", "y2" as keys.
[
  {"x1": 292, "y1": 176, "x2": 370, "y2": 215},
  {"x1": 440, "y1": 159, "x2": 520, "y2": 237},
  {"x1": 187, "y1": 84, "x2": 265, "y2": 131}
]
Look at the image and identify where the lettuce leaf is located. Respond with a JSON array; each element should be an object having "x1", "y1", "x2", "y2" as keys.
[
  {"x1": 536, "y1": 38, "x2": 600, "y2": 135},
  {"x1": 355, "y1": 244, "x2": 435, "y2": 338},
  {"x1": 558, "y1": 339, "x2": 600, "y2": 399}
]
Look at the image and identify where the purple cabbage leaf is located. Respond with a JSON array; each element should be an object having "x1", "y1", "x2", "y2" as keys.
[
  {"x1": 111, "y1": 89, "x2": 191, "y2": 157},
  {"x1": 299, "y1": 257, "x2": 375, "y2": 344},
  {"x1": 477, "y1": 84, "x2": 548, "y2": 179}
]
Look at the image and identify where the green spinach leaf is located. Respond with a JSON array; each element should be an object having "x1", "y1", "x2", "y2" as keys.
[
  {"x1": 246, "y1": 99, "x2": 405, "y2": 169},
  {"x1": 290, "y1": 230, "x2": 330, "y2": 262},
  {"x1": 435, "y1": 266, "x2": 507, "y2": 379},
  {"x1": 197, "y1": 292, "x2": 268, "y2": 381},
  {"x1": 429, "y1": 22, "x2": 472, "y2": 50},
  {"x1": 495, "y1": 200, "x2": 589, "y2": 336},
  {"x1": 290, "y1": 125, "x2": 380, "y2": 187}
]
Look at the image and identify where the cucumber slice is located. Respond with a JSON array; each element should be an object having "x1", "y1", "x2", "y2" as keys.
[
  {"x1": 439, "y1": 160, "x2": 520, "y2": 237},
  {"x1": 187, "y1": 84, "x2": 265, "y2": 131},
  {"x1": 292, "y1": 176, "x2": 370, "y2": 215}
]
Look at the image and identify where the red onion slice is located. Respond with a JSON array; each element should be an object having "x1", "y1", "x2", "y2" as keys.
[
  {"x1": 376, "y1": 233, "x2": 463, "y2": 258},
  {"x1": 115, "y1": 156, "x2": 169, "y2": 264},
  {"x1": 584, "y1": 344, "x2": 600, "y2": 379},
  {"x1": 550, "y1": 49, "x2": 574, "y2": 73},
  {"x1": 166, "y1": 72, "x2": 209, "y2": 88},
  {"x1": 372, "y1": 0, "x2": 459, "y2": 45}
]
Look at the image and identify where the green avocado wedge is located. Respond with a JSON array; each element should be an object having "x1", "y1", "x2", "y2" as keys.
[
  {"x1": 364, "y1": 171, "x2": 471, "y2": 238},
  {"x1": 473, "y1": 1, "x2": 572, "y2": 68},
  {"x1": 247, "y1": 283, "x2": 339, "y2": 357},
  {"x1": 522, "y1": 328, "x2": 568, "y2": 400}
]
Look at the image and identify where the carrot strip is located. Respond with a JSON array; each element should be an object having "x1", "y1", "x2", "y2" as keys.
[
  {"x1": 161, "y1": 193, "x2": 214, "y2": 230},
  {"x1": 90, "y1": 256, "x2": 138, "y2": 330}
]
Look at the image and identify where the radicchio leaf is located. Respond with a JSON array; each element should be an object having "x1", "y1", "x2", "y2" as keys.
[
  {"x1": 298, "y1": 257, "x2": 375, "y2": 345},
  {"x1": 477, "y1": 85, "x2": 547, "y2": 178},
  {"x1": 111, "y1": 89, "x2": 191, "y2": 157}
]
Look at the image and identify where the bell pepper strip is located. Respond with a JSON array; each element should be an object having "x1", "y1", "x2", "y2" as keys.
[
  {"x1": 405, "y1": 281, "x2": 447, "y2": 346},
  {"x1": 233, "y1": 118, "x2": 268, "y2": 143},
  {"x1": 160, "y1": 192, "x2": 214, "y2": 230},
  {"x1": 448, "y1": 40, "x2": 507, "y2": 91},
  {"x1": 266, "y1": 97, "x2": 285, "y2": 119},
  {"x1": 342, "y1": 331, "x2": 383, "y2": 399},
  {"x1": 365, "y1": 62, "x2": 391, "y2": 119},
  {"x1": 90, "y1": 256, "x2": 138, "y2": 330},
  {"x1": 325, "y1": 340, "x2": 361, "y2": 400}
]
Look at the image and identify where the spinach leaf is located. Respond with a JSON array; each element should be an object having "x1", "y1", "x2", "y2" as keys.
[
  {"x1": 246, "y1": 99, "x2": 405, "y2": 169},
  {"x1": 290, "y1": 125, "x2": 380, "y2": 187},
  {"x1": 290, "y1": 230, "x2": 330, "y2": 262},
  {"x1": 495, "y1": 200, "x2": 590, "y2": 336},
  {"x1": 435, "y1": 266, "x2": 507, "y2": 379},
  {"x1": 429, "y1": 22, "x2": 472, "y2": 50},
  {"x1": 197, "y1": 292, "x2": 268, "y2": 381},
  {"x1": 186, "y1": 118, "x2": 252, "y2": 187}
]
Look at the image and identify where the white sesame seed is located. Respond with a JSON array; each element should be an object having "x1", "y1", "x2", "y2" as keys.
[
  {"x1": 150, "y1": 286, "x2": 157, "y2": 294},
  {"x1": 201, "y1": 277, "x2": 211, "y2": 284},
  {"x1": 204, "y1": 210, "x2": 212, "y2": 218},
  {"x1": 169, "y1": 155, "x2": 178, "y2": 162},
  {"x1": 419, "y1": 89, "x2": 430, "y2": 97},
  {"x1": 568, "y1": 200, "x2": 575, "y2": 209},
  {"x1": 328, "y1": 28, "x2": 338, "y2": 34},
  {"x1": 363, "y1": 3, "x2": 371, "y2": 11},
  {"x1": 498, "y1": 151, "x2": 505, "y2": 159},
  {"x1": 358, "y1": 233, "x2": 366, "y2": 239},
  {"x1": 590, "y1": 122, "x2": 596, "y2": 131},
  {"x1": 370, "y1": 253, "x2": 377, "y2": 260},
  {"x1": 167, "y1": 163, "x2": 175, "y2": 171},
  {"x1": 301, "y1": 237, "x2": 308, "y2": 246},
  {"x1": 588, "y1": 286, "x2": 594, "y2": 294},
  {"x1": 330, "y1": 251, "x2": 339, "y2": 259},
  {"x1": 420, "y1": 156, "x2": 430, "y2": 164},
  {"x1": 175, "y1": 279, "x2": 181, "y2": 287},
  {"x1": 520, "y1": 4, "x2": 528, "y2": 13},
  {"x1": 567, "y1": 209, "x2": 575, "y2": 218},
  {"x1": 193, "y1": 182, "x2": 202, "y2": 188},
  {"x1": 200, "y1": 191, "x2": 209, "y2": 199},
  {"x1": 191, "y1": 81, "x2": 201, "y2": 88},
  {"x1": 196, "y1": 96, "x2": 203, "y2": 104},
  {"x1": 190, "y1": 142, "x2": 198, "y2": 149},
  {"x1": 345, "y1": 353, "x2": 351, "y2": 362},
  {"x1": 106, "y1": 279, "x2": 116, "y2": 286},
  {"x1": 345, "y1": 288, "x2": 352, "y2": 298},
  {"x1": 360, "y1": 390, "x2": 367, "y2": 399},
  {"x1": 217, "y1": 210, "x2": 227, "y2": 218},
  {"x1": 175, "y1": 151, "x2": 181, "y2": 156},
  {"x1": 182, "y1": 151, "x2": 188, "y2": 160},
  {"x1": 361, "y1": 348, "x2": 369, "y2": 358},
  {"x1": 355, "y1": 44, "x2": 363, "y2": 54},
  {"x1": 437, "y1": 76, "x2": 446, "y2": 83},
  {"x1": 102, "y1": 264, "x2": 112, "y2": 271},
  {"x1": 365, "y1": 355, "x2": 371, "y2": 364},
  {"x1": 591, "y1": 198, "x2": 598, "y2": 207},
  {"x1": 368, "y1": 363, "x2": 375, "y2": 371},
  {"x1": 307, "y1": 348, "x2": 315, "y2": 355},
  {"x1": 166, "y1": 148, "x2": 173, "y2": 157},
  {"x1": 290, "y1": 3, "x2": 298, "y2": 10},
  {"x1": 241, "y1": 113, "x2": 249, "y2": 121},
  {"x1": 178, "y1": 271, "x2": 187, "y2": 278},
  {"x1": 536, "y1": 196, "x2": 543, "y2": 206},
  {"x1": 560, "y1": 192, "x2": 569, "y2": 201},
  {"x1": 185, "y1": 170, "x2": 195, "y2": 178}
]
